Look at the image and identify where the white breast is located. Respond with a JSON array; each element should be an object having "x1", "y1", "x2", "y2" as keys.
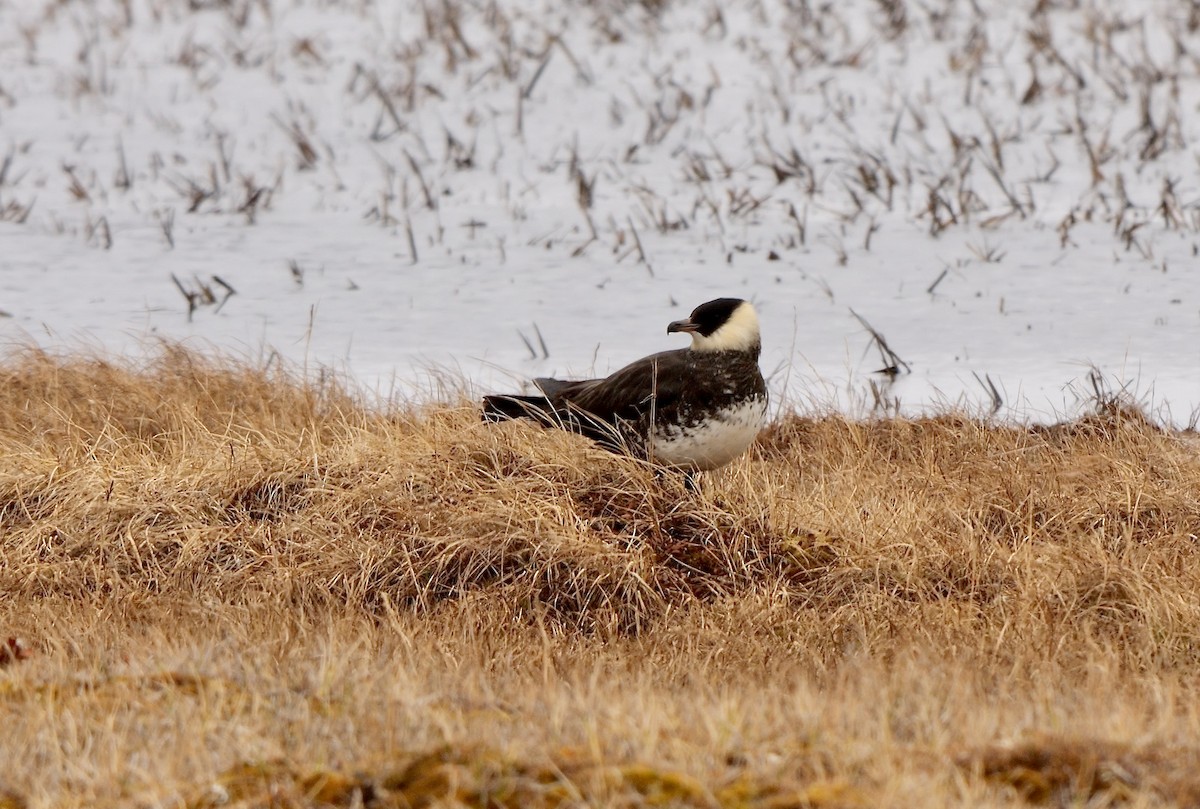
[{"x1": 649, "y1": 397, "x2": 767, "y2": 471}]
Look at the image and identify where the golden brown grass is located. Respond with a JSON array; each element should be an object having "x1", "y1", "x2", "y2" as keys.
[{"x1": 3, "y1": 348, "x2": 1200, "y2": 808}]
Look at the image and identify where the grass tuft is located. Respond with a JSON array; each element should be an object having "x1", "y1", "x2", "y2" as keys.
[{"x1": 966, "y1": 735, "x2": 1200, "y2": 806}]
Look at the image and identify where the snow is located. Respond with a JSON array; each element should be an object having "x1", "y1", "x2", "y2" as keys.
[{"x1": 1, "y1": 0, "x2": 1198, "y2": 422}]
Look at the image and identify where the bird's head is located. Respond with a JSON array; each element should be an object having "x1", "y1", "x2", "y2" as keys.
[{"x1": 667, "y1": 298, "x2": 761, "y2": 355}]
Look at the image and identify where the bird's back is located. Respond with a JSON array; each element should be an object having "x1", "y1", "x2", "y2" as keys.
[
  {"x1": 538, "y1": 348, "x2": 765, "y2": 466},
  {"x1": 539, "y1": 348, "x2": 690, "y2": 423}
]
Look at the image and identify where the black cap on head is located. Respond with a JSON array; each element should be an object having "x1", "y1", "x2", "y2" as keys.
[{"x1": 684, "y1": 298, "x2": 745, "y2": 337}]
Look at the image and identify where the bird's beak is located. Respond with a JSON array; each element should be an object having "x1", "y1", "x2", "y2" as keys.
[{"x1": 667, "y1": 318, "x2": 700, "y2": 334}]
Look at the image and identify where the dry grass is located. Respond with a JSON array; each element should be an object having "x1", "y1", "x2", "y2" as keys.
[{"x1": 3, "y1": 348, "x2": 1200, "y2": 808}]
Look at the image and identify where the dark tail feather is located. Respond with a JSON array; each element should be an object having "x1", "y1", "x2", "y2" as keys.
[
  {"x1": 483, "y1": 395, "x2": 632, "y2": 454},
  {"x1": 482, "y1": 394, "x2": 556, "y2": 423},
  {"x1": 482, "y1": 396, "x2": 633, "y2": 453},
  {"x1": 535, "y1": 376, "x2": 598, "y2": 398}
]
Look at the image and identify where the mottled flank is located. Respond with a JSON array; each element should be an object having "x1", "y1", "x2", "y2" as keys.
[{"x1": 651, "y1": 396, "x2": 768, "y2": 471}]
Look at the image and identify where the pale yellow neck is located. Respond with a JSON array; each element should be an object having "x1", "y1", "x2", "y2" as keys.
[{"x1": 688, "y1": 302, "x2": 761, "y2": 353}]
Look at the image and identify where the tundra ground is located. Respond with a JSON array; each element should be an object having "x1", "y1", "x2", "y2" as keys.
[{"x1": 2, "y1": 350, "x2": 1199, "y2": 808}]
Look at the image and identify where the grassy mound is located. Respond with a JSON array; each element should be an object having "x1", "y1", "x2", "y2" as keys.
[{"x1": 2, "y1": 349, "x2": 1200, "y2": 807}]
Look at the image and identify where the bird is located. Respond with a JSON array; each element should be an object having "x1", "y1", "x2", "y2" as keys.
[{"x1": 482, "y1": 297, "x2": 768, "y2": 473}]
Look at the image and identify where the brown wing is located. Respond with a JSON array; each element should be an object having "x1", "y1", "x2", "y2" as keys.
[
  {"x1": 544, "y1": 349, "x2": 691, "y2": 425},
  {"x1": 533, "y1": 377, "x2": 601, "y2": 399}
]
